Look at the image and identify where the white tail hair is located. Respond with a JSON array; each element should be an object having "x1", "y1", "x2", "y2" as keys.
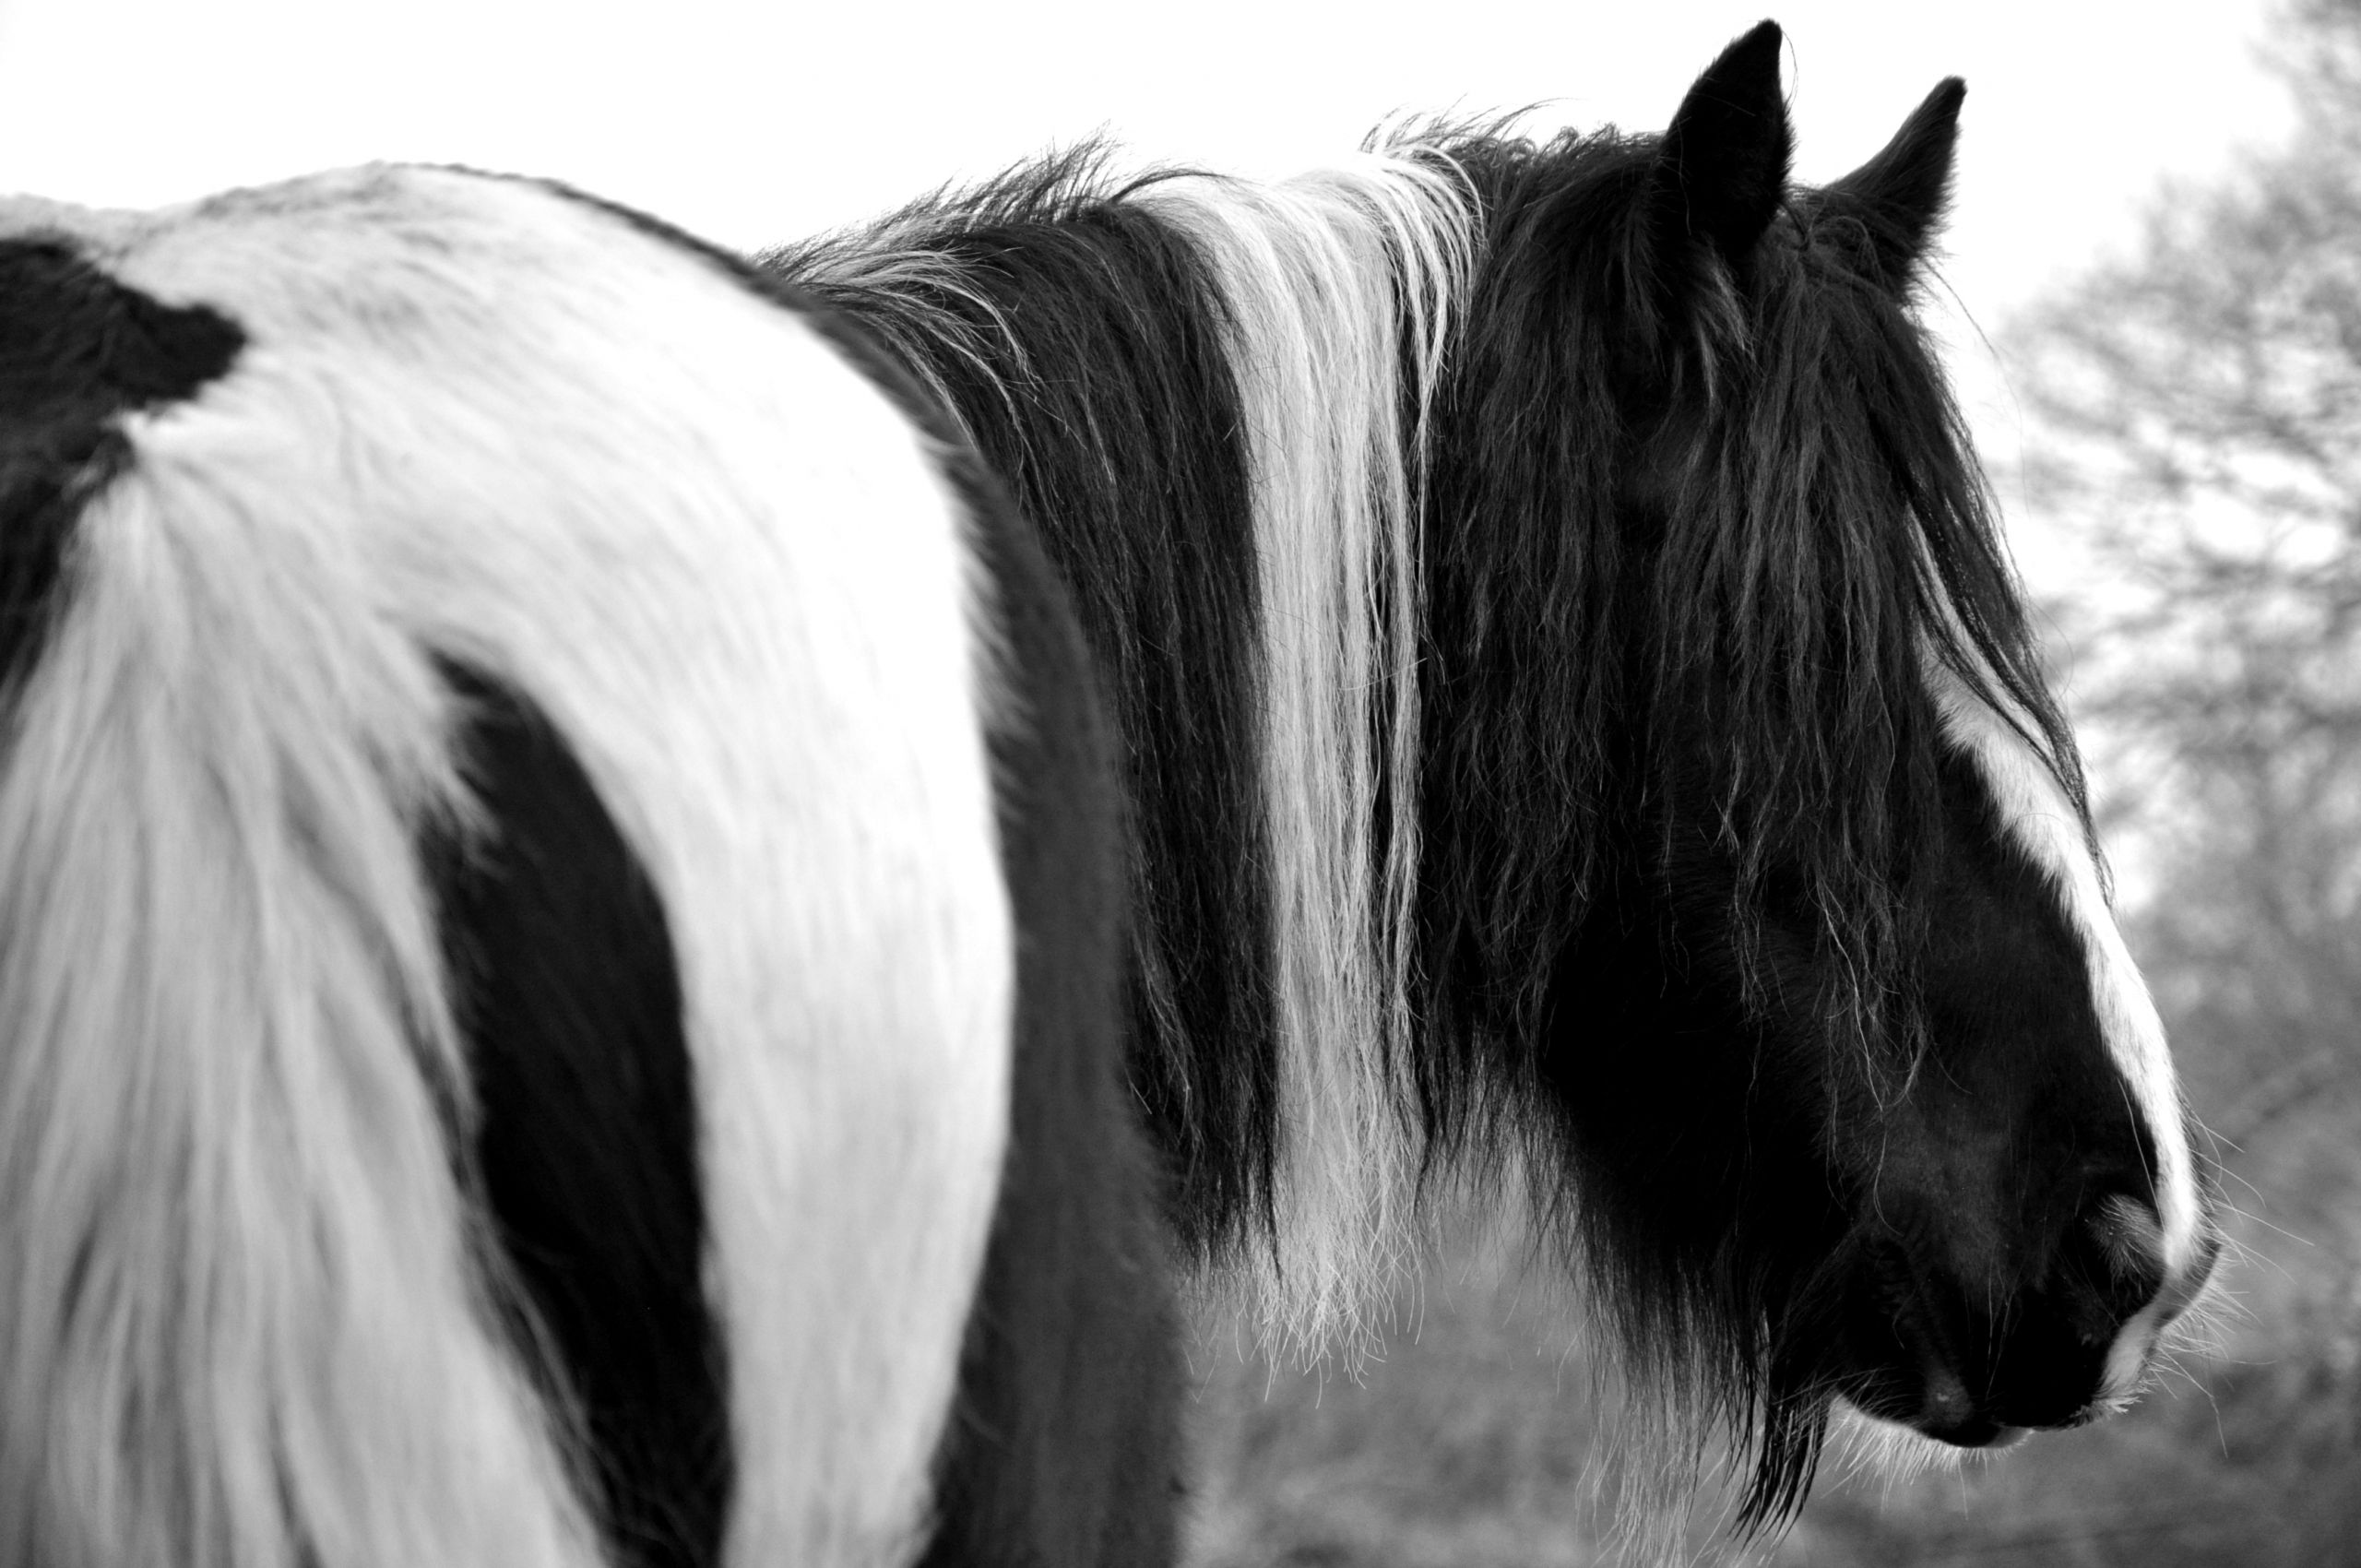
[{"x1": 0, "y1": 398, "x2": 601, "y2": 1567}]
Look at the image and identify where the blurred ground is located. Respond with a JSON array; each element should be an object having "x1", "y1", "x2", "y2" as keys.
[{"x1": 1180, "y1": 1193, "x2": 2361, "y2": 1568}]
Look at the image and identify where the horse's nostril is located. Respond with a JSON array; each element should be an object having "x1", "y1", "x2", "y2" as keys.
[{"x1": 2086, "y1": 1192, "x2": 2166, "y2": 1301}]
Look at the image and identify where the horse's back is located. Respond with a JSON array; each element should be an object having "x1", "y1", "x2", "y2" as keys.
[{"x1": 0, "y1": 165, "x2": 1168, "y2": 1568}]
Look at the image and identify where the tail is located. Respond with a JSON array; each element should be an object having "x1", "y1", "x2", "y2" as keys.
[{"x1": 0, "y1": 367, "x2": 601, "y2": 1564}]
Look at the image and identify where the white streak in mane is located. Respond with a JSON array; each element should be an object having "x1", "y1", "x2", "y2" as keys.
[
  {"x1": 1133, "y1": 156, "x2": 1472, "y2": 1357},
  {"x1": 787, "y1": 148, "x2": 1476, "y2": 1358}
]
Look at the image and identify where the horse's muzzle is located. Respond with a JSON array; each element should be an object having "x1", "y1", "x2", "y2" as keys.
[{"x1": 1838, "y1": 1187, "x2": 2219, "y2": 1447}]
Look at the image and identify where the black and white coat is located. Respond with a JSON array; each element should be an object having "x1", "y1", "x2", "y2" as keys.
[
  {"x1": 0, "y1": 172, "x2": 1170, "y2": 1567},
  {"x1": 0, "y1": 22, "x2": 2213, "y2": 1568}
]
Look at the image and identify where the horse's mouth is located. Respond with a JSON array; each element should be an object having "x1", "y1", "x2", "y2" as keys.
[
  {"x1": 1836, "y1": 1236, "x2": 2114, "y2": 1443},
  {"x1": 1825, "y1": 1177, "x2": 2226, "y2": 1452},
  {"x1": 1840, "y1": 1363, "x2": 2036, "y2": 1447},
  {"x1": 1838, "y1": 1346, "x2": 2060, "y2": 1448},
  {"x1": 1844, "y1": 1398, "x2": 2034, "y2": 1452},
  {"x1": 1904, "y1": 1370, "x2": 2023, "y2": 1448},
  {"x1": 1911, "y1": 1411, "x2": 2034, "y2": 1450}
]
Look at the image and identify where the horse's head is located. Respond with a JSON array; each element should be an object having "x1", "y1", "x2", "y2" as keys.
[{"x1": 1422, "y1": 19, "x2": 2219, "y2": 1518}]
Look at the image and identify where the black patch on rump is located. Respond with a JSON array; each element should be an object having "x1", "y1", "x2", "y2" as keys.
[
  {"x1": 425, "y1": 663, "x2": 729, "y2": 1568},
  {"x1": 0, "y1": 238, "x2": 243, "y2": 684},
  {"x1": 766, "y1": 160, "x2": 1279, "y2": 1263}
]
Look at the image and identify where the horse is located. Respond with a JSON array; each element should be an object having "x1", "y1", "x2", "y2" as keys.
[{"x1": 0, "y1": 18, "x2": 2216, "y2": 1568}]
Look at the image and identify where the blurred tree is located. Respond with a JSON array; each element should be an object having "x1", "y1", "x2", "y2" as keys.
[
  {"x1": 2012, "y1": 0, "x2": 2361, "y2": 1174},
  {"x1": 2005, "y1": 0, "x2": 2361, "y2": 1558}
]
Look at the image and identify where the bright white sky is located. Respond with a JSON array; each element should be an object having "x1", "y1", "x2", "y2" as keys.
[{"x1": 0, "y1": 0, "x2": 2299, "y2": 569}]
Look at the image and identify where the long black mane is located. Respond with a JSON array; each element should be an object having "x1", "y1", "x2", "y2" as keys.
[
  {"x1": 1409, "y1": 90, "x2": 2096, "y2": 1515},
  {"x1": 773, "y1": 61, "x2": 2099, "y2": 1524},
  {"x1": 1413, "y1": 108, "x2": 2090, "y2": 1112}
]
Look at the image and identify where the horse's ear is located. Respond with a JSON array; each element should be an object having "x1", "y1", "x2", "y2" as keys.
[
  {"x1": 1823, "y1": 77, "x2": 1966, "y2": 280},
  {"x1": 1649, "y1": 19, "x2": 1792, "y2": 272}
]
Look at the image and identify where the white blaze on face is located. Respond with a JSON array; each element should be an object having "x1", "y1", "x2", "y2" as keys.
[{"x1": 1923, "y1": 656, "x2": 2213, "y2": 1398}]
